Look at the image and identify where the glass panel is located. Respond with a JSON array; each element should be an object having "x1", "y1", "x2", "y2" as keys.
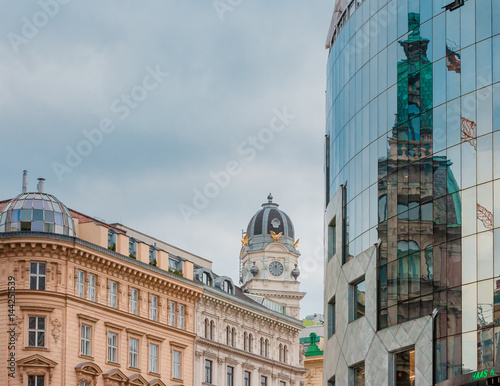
[
  {"x1": 463, "y1": 283, "x2": 478, "y2": 333},
  {"x1": 463, "y1": 331, "x2": 478, "y2": 374},
  {"x1": 395, "y1": 348, "x2": 415, "y2": 386},
  {"x1": 354, "y1": 363, "x2": 365, "y2": 386},
  {"x1": 462, "y1": 234, "x2": 477, "y2": 285}
]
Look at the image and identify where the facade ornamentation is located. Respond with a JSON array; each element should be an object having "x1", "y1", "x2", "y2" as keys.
[{"x1": 50, "y1": 318, "x2": 62, "y2": 344}]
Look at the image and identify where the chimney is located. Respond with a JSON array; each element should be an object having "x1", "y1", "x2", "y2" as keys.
[
  {"x1": 22, "y1": 170, "x2": 28, "y2": 193},
  {"x1": 37, "y1": 178, "x2": 45, "y2": 193}
]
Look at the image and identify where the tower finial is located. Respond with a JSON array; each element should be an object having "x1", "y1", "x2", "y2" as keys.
[
  {"x1": 267, "y1": 193, "x2": 273, "y2": 203},
  {"x1": 22, "y1": 170, "x2": 28, "y2": 193}
]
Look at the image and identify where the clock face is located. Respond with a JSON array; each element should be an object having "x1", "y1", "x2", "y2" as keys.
[{"x1": 269, "y1": 261, "x2": 284, "y2": 277}]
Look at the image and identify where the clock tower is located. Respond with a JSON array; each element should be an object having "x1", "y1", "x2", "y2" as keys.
[{"x1": 240, "y1": 194, "x2": 305, "y2": 319}]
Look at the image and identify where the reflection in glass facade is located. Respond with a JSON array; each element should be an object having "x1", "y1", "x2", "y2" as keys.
[{"x1": 326, "y1": 0, "x2": 499, "y2": 383}]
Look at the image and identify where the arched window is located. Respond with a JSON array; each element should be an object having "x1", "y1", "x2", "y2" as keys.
[
  {"x1": 226, "y1": 326, "x2": 231, "y2": 345},
  {"x1": 265, "y1": 339, "x2": 269, "y2": 357},
  {"x1": 202, "y1": 272, "x2": 212, "y2": 286},
  {"x1": 260, "y1": 338, "x2": 264, "y2": 356},
  {"x1": 279, "y1": 344, "x2": 283, "y2": 362},
  {"x1": 204, "y1": 319, "x2": 209, "y2": 339},
  {"x1": 283, "y1": 345, "x2": 288, "y2": 363},
  {"x1": 248, "y1": 334, "x2": 253, "y2": 353},
  {"x1": 210, "y1": 320, "x2": 215, "y2": 340},
  {"x1": 223, "y1": 280, "x2": 232, "y2": 294},
  {"x1": 244, "y1": 332, "x2": 248, "y2": 351},
  {"x1": 231, "y1": 328, "x2": 236, "y2": 347}
]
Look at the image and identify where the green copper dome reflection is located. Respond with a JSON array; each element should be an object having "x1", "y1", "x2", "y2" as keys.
[{"x1": 0, "y1": 193, "x2": 75, "y2": 236}]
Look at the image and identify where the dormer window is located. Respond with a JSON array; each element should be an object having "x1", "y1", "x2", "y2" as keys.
[
  {"x1": 108, "y1": 230, "x2": 116, "y2": 251},
  {"x1": 169, "y1": 256, "x2": 182, "y2": 274},
  {"x1": 202, "y1": 272, "x2": 212, "y2": 286},
  {"x1": 223, "y1": 280, "x2": 232, "y2": 294},
  {"x1": 129, "y1": 238, "x2": 136, "y2": 259},
  {"x1": 149, "y1": 247, "x2": 157, "y2": 266}
]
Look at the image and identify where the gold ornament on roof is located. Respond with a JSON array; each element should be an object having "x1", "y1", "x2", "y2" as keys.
[
  {"x1": 294, "y1": 239, "x2": 300, "y2": 249},
  {"x1": 241, "y1": 234, "x2": 249, "y2": 246},
  {"x1": 270, "y1": 230, "x2": 282, "y2": 242}
]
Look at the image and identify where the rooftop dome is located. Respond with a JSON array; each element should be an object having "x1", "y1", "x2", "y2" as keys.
[
  {"x1": 0, "y1": 172, "x2": 75, "y2": 236},
  {"x1": 245, "y1": 194, "x2": 297, "y2": 252}
]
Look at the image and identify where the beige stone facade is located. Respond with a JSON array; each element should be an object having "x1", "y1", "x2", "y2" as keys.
[
  {"x1": 194, "y1": 288, "x2": 306, "y2": 385},
  {"x1": 0, "y1": 212, "x2": 203, "y2": 385}
]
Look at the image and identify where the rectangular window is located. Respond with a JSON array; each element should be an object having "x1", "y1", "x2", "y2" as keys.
[
  {"x1": 108, "y1": 230, "x2": 116, "y2": 250},
  {"x1": 130, "y1": 288, "x2": 138, "y2": 315},
  {"x1": 205, "y1": 359, "x2": 212, "y2": 383},
  {"x1": 178, "y1": 304, "x2": 185, "y2": 330},
  {"x1": 261, "y1": 375, "x2": 268, "y2": 386},
  {"x1": 129, "y1": 238, "x2": 136, "y2": 258},
  {"x1": 28, "y1": 375, "x2": 45, "y2": 386},
  {"x1": 149, "y1": 247, "x2": 157, "y2": 265},
  {"x1": 129, "y1": 338, "x2": 139, "y2": 368},
  {"x1": 244, "y1": 371, "x2": 251, "y2": 386},
  {"x1": 80, "y1": 381, "x2": 90, "y2": 386},
  {"x1": 395, "y1": 348, "x2": 415, "y2": 385},
  {"x1": 28, "y1": 316, "x2": 45, "y2": 347},
  {"x1": 30, "y1": 262, "x2": 46, "y2": 290},
  {"x1": 328, "y1": 296, "x2": 336, "y2": 338},
  {"x1": 108, "y1": 332, "x2": 118, "y2": 363},
  {"x1": 280, "y1": 382, "x2": 286, "y2": 386},
  {"x1": 76, "y1": 270, "x2": 85, "y2": 298},
  {"x1": 150, "y1": 295, "x2": 158, "y2": 321},
  {"x1": 353, "y1": 363, "x2": 365, "y2": 386},
  {"x1": 81, "y1": 324, "x2": 91, "y2": 356},
  {"x1": 173, "y1": 350, "x2": 181, "y2": 379},
  {"x1": 353, "y1": 279, "x2": 366, "y2": 320},
  {"x1": 169, "y1": 301, "x2": 176, "y2": 327},
  {"x1": 327, "y1": 376, "x2": 335, "y2": 386},
  {"x1": 328, "y1": 218, "x2": 336, "y2": 260},
  {"x1": 109, "y1": 280, "x2": 117, "y2": 308},
  {"x1": 88, "y1": 274, "x2": 95, "y2": 301},
  {"x1": 149, "y1": 343, "x2": 158, "y2": 374},
  {"x1": 226, "y1": 366, "x2": 234, "y2": 386},
  {"x1": 169, "y1": 256, "x2": 182, "y2": 273}
]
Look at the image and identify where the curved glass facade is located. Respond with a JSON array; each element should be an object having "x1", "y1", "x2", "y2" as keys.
[{"x1": 326, "y1": 0, "x2": 500, "y2": 382}]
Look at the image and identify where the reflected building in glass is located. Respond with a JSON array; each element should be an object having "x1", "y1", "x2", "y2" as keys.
[{"x1": 323, "y1": 0, "x2": 500, "y2": 385}]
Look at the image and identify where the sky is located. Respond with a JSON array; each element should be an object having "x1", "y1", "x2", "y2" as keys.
[{"x1": 0, "y1": 0, "x2": 333, "y2": 318}]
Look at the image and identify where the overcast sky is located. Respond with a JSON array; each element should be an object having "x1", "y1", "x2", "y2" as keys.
[{"x1": 1, "y1": 1, "x2": 333, "y2": 318}]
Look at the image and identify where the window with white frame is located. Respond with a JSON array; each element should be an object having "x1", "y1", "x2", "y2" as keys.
[
  {"x1": 108, "y1": 332, "x2": 118, "y2": 363},
  {"x1": 149, "y1": 343, "x2": 158, "y2": 374},
  {"x1": 129, "y1": 238, "x2": 137, "y2": 258},
  {"x1": 76, "y1": 270, "x2": 85, "y2": 298},
  {"x1": 130, "y1": 288, "x2": 138, "y2": 315},
  {"x1": 150, "y1": 295, "x2": 158, "y2": 321},
  {"x1": 280, "y1": 382, "x2": 286, "y2": 386},
  {"x1": 80, "y1": 381, "x2": 90, "y2": 386},
  {"x1": 81, "y1": 324, "x2": 91, "y2": 356},
  {"x1": 223, "y1": 280, "x2": 232, "y2": 293},
  {"x1": 28, "y1": 375, "x2": 45, "y2": 386},
  {"x1": 129, "y1": 338, "x2": 139, "y2": 368},
  {"x1": 30, "y1": 262, "x2": 46, "y2": 290},
  {"x1": 202, "y1": 272, "x2": 212, "y2": 286},
  {"x1": 88, "y1": 273, "x2": 96, "y2": 301},
  {"x1": 28, "y1": 316, "x2": 45, "y2": 347},
  {"x1": 109, "y1": 280, "x2": 117, "y2": 308},
  {"x1": 169, "y1": 301, "x2": 176, "y2": 327},
  {"x1": 172, "y1": 350, "x2": 181, "y2": 379},
  {"x1": 178, "y1": 304, "x2": 185, "y2": 329}
]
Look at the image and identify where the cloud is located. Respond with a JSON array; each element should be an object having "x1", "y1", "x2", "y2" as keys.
[{"x1": 0, "y1": 0, "x2": 333, "y2": 318}]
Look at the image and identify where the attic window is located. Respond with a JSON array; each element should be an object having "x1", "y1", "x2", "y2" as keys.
[
  {"x1": 223, "y1": 280, "x2": 232, "y2": 294},
  {"x1": 202, "y1": 272, "x2": 212, "y2": 286}
]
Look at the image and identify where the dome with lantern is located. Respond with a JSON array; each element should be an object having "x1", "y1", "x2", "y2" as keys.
[
  {"x1": 244, "y1": 194, "x2": 297, "y2": 253},
  {"x1": 0, "y1": 172, "x2": 75, "y2": 236}
]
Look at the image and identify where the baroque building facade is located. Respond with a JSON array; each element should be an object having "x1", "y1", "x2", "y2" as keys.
[
  {"x1": 193, "y1": 196, "x2": 306, "y2": 386},
  {"x1": 324, "y1": 0, "x2": 500, "y2": 385},
  {"x1": 0, "y1": 176, "x2": 306, "y2": 385}
]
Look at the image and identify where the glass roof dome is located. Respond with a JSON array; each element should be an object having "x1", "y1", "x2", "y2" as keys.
[{"x1": 0, "y1": 192, "x2": 75, "y2": 236}]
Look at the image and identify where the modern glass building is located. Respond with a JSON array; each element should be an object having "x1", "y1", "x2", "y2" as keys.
[{"x1": 323, "y1": 0, "x2": 500, "y2": 384}]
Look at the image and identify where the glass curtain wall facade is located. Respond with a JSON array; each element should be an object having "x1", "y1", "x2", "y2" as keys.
[{"x1": 326, "y1": 0, "x2": 500, "y2": 383}]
